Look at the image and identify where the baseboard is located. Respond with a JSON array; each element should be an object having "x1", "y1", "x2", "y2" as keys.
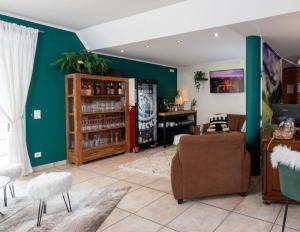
[{"x1": 33, "y1": 160, "x2": 67, "y2": 172}]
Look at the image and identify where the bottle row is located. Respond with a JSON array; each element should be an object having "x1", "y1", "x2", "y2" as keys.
[
  {"x1": 82, "y1": 116, "x2": 125, "y2": 132},
  {"x1": 138, "y1": 130, "x2": 154, "y2": 144},
  {"x1": 81, "y1": 81, "x2": 124, "y2": 96},
  {"x1": 81, "y1": 100, "x2": 124, "y2": 113}
]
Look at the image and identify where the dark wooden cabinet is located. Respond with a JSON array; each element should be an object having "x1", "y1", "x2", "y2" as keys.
[
  {"x1": 282, "y1": 67, "x2": 300, "y2": 104},
  {"x1": 262, "y1": 132, "x2": 300, "y2": 203}
]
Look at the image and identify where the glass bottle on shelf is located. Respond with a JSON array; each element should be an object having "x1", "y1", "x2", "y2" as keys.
[
  {"x1": 106, "y1": 82, "x2": 110, "y2": 95},
  {"x1": 110, "y1": 82, "x2": 115, "y2": 95},
  {"x1": 138, "y1": 131, "x2": 143, "y2": 144},
  {"x1": 118, "y1": 83, "x2": 123, "y2": 95},
  {"x1": 94, "y1": 81, "x2": 101, "y2": 95}
]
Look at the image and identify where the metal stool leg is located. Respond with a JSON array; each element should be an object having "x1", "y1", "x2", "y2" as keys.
[
  {"x1": 9, "y1": 184, "x2": 15, "y2": 198},
  {"x1": 3, "y1": 186, "x2": 7, "y2": 207},
  {"x1": 282, "y1": 199, "x2": 289, "y2": 232},
  {"x1": 62, "y1": 192, "x2": 72, "y2": 213},
  {"x1": 37, "y1": 200, "x2": 44, "y2": 227},
  {"x1": 67, "y1": 192, "x2": 72, "y2": 212},
  {"x1": 43, "y1": 202, "x2": 46, "y2": 214},
  {"x1": 62, "y1": 194, "x2": 70, "y2": 212},
  {"x1": 12, "y1": 184, "x2": 15, "y2": 198}
]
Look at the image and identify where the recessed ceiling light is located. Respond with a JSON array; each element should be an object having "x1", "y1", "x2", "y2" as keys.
[
  {"x1": 214, "y1": 32, "x2": 219, "y2": 38},
  {"x1": 120, "y1": 49, "x2": 125, "y2": 53},
  {"x1": 176, "y1": 40, "x2": 183, "y2": 43},
  {"x1": 145, "y1": 45, "x2": 151, "y2": 48}
]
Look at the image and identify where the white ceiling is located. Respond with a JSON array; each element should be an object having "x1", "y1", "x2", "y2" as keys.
[
  {"x1": 97, "y1": 12, "x2": 300, "y2": 67},
  {"x1": 97, "y1": 27, "x2": 245, "y2": 66},
  {"x1": 1, "y1": 0, "x2": 300, "y2": 67},
  {"x1": 0, "y1": 0, "x2": 186, "y2": 30},
  {"x1": 229, "y1": 12, "x2": 300, "y2": 58}
]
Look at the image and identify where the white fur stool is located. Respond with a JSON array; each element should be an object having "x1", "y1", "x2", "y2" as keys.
[
  {"x1": 27, "y1": 172, "x2": 73, "y2": 226},
  {"x1": 0, "y1": 164, "x2": 22, "y2": 206}
]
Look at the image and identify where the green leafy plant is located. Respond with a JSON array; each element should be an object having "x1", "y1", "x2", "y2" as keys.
[
  {"x1": 194, "y1": 71, "x2": 208, "y2": 91},
  {"x1": 191, "y1": 98, "x2": 197, "y2": 107},
  {"x1": 50, "y1": 49, "x2": 109, "y2": 75},
  {"x1": 191, "y1": 98, "x2": 197, "y2": 110}
]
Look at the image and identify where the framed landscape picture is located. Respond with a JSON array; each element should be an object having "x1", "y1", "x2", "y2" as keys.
[{"x1": 210, "y1": 69, "x2": 244, "y2": 93}]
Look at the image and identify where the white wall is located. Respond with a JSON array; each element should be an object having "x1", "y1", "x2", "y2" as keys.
[{"x1": 177, "y1": 60, "x2": 245, "y2": 124}]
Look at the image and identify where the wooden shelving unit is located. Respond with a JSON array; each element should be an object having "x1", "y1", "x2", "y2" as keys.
[{"x1": 65, "y1": 73, "x2": 129, "y2": 165}]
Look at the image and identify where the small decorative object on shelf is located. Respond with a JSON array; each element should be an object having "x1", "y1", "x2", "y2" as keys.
[
  {"x1": 65, "y1": 73, "x2": 129, "y2": 165},
  {"x1": 81, "y1": 83, "x2": 92, "y2": 96},
  {"x1": 175, "y1": 90, "x2": 184, "y2": 105},
  {"x1": 194, "y1": 70, "x2": 208, "y2": 91},
  {"x1": 183, "y1": 101, "x2": 192, "y2": 111}
]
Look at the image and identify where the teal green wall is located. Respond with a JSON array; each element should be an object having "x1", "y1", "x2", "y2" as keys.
[
  {"x1": 246, "y1": 36, "x2": 261, "y2": 176},
  {"x1": 0, "y1": 15, "x2": 177, "y2": 167},
  {"x1": 102, "y1": 55, "x2": 177, "y2": 101}
]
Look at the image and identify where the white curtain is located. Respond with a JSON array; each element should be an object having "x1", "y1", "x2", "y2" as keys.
[{"x1": 0, "y1": 21, "x2": 38, "y2": 175}]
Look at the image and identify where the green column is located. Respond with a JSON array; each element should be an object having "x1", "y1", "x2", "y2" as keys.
[{"x1": 246, "y1": 36, "x2": 261, "y2": 176}]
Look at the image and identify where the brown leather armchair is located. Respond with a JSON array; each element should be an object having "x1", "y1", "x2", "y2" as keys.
[{"x1": 171, "y1": 131, "x2": 251, "y2": 204}]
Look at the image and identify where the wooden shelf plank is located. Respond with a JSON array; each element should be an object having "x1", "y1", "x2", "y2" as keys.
[
  {"x1": 82, "y1": 126, "x2": 125, "y2": 133},
  {"x1": 82, "y1": 111, "x2": 125, "y2": 115},
  {"x1": 158, "y1": 110, "x2": 196, "y2": 116},
  {"x1": 82, "y1": 94, "x2": 124, "y2": 98},
  {"x1": 82, "y1": 140, "x2": 126, "y2": 152}
]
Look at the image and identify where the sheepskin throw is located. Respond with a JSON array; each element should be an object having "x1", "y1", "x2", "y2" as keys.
[
  {"x1": 0, "y1": 187, "x2": 129, "y2": 232},
  {"x1": 271, "y1": 145, "x2": 300, "y2": 170},
  {"x1": 207, "y1": 114, "x2": 230, "y2": 132}
]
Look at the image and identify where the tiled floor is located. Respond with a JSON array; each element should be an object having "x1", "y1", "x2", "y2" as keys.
[{"x1": 9, "y1": 147, "x2": 300, "y2": 232}]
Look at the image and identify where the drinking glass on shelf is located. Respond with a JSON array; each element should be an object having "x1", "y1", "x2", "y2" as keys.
[{"x1": 115, "y1": 132, "x2": 119, "y2": 143}]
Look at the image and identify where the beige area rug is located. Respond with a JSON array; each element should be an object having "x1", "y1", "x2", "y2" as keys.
[
  {"x1": 0, "y1": 187, "x2": 129, "y2": 232},
  {"x1": 120, "y1": 146, "x2": 177, "y2": 178}
]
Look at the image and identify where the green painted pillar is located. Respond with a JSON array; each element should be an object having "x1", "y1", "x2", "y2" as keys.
[{"x1": 246, "y1": 36, "x2": 261, "y2": 176}]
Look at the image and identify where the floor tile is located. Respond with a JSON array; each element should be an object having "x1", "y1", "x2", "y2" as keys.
[
  {"x1": 271, "y1": 224, "x2": 299, "y2": 232},
  {"x1": 136, "y1": 194, "x2": 193, "y2": 225},
  {"x1": 276, "y1": 204, "x2": 300, "y2": 230},
  {"x1": 102, "y1": 214, "x2": 162, "y2": 232},
  {"x1": 118, "y1": 187, "x2": 165, "y2": 213},
  {"x1": 201, "y1": 194, "x2": 243, "y2": 211},
  {"x1": 92, "y1": 162, "x2": 121, "y2": 175},
  {"x1": 215, "y1": 213, "x2": 273, "y2": 232},
  {"x1": 108, "y1": 180, "x2": 142, "y2": 193},
  {"x1": 106, "y1": 169, "x2": 138, "y2": 180},
  {"x1": 168, "y1": 202, "x2": 228, "y2": 232},
  {"x1": 72, "y1": 175, "x2": 117, "y2": 192},
  {"x1": 159, "y1": 227, "x2": 177, "y2": 232},
  {"x1": 56, "y1": 167, "x2": 99, "y2": 184},
  {"x1": 147, "y1": 178, "x2": 172, "y2": 193},
  {"x1": 234, "y1": 193, "x2": 282, "y2": 222},
  {"x1": 98, "y1": 208, "x2": 130, "y2": 231},
  {"x1": 125, "y1": 173, "x2": 161, "y2": 186}
]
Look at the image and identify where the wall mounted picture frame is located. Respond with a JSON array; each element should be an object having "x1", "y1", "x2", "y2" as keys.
[{"x1": 210, "y1": 69, "x2": 244, "y2": 93}]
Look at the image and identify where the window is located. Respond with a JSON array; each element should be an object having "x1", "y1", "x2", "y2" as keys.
[{"x1": 0, "y1": 112, "x2": 8, "y2": 164}]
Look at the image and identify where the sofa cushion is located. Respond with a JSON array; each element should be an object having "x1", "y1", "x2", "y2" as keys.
[
  {"x1": 207, "y1": 114, "x2": 229, "y2": 132},
  {"x1": 227, "y1": 114, "x2": 246, "y2": 131}
]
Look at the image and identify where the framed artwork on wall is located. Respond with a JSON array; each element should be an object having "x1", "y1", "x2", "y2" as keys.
[{"x1": 210, "y1": 69, "x2": 244, "y2": 93}]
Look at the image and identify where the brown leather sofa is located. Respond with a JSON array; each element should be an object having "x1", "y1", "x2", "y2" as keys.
[{"x1": 171, "y1": 114, "x2": 251, "y2": 204}]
